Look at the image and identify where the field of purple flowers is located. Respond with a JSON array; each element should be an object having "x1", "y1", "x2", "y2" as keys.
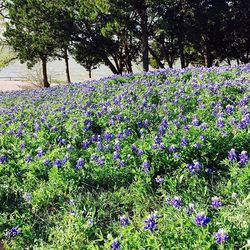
[{"x1": 0, "y1": 65, "x2": 249, "y2": 249}]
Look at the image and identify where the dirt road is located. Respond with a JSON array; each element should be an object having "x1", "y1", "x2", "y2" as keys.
[{"x1": 0, "y1": 81, "x2": 37, "y2": 91}]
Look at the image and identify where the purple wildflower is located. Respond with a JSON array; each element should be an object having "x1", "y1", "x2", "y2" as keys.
[
  {"x1": 75, "y1": 158, "x2": 85, "y2": 170},
  {"x1": 69, "y1": 209, "x2": 76, "y2": 216},
  {"x1": 211, "y1": 196, "x2": 223, "y2": 210},
  {"x1": 144, "y1": 215, "x2": 158, "y2": 232},
  {"x1": 200, "y1": 123, "x2": 208, "y2": 130},
  {"x1": 81, "y1": 140, "x2": 90, "y2": 149},
  {"x1": 217, "y1": 119, "x2": 225, "y2": 128},
  {"x1": 226, "y1": 105, "x2": 234, "y2": 114},
  {"x1": 120, "y1": 215, "x2": 129, "y2": 226},
  {"x1": 91, "y1": 153, "x2": 99, "y2": 162},
  {"x1": 97, "y1": 142, "x2": 104, "y2": 151},
  {"x1": 180, "y1": 137, "x2": 188, "y2": 146},
  {"x1": 43, "y1": 158, "x2": 50, "y2": 167},
  {"x1": 231, "y1": 118, "x2": 238, "y2": 126},
  {"x1": 195, "y1": 212, "x2": 210, "y2": 226},
  {"x1": 214, "y1": 229, "x2": 230, "y2": 244},
  {"x1": 119, "y1": 160, "x2": 126, "y2": 167},
  {"x1": 239, "y1": 151, "x2": 248, "y2": 165},
  {"x1": 169, "y1": 144, "x2": 177, "y2": 153},
  {"x1": 238, "y1": 120, "x2": 247, "y2": 129},
  {"x1": 88, "y1": 219, "x2": 94, "y2": 226},
  {"x1": 123, "y1": 128, "x2": 132, "y2": 137},
  {"x1": 186, "y1": 203, "x2": 195, "y2": 216},
  {"x1": 155, "y1": 175, "x2": 164, "y2": 184},
  {"x1": 194, "y1": 143, "x2": 202, "y2": 149},
  {"x1": 23, "y1": 192, "x2": 32, "y2": 202},
  {"x1": 158, "y1": 126, "x2": 166, "y2": 136},
  {"x1": 67, "y1": 144, "x2": 73, "y2": 151},
  {"x1": 137, "y1": 149, "x2": 144, "y2": 156},
  {"x1": 200, "y1": 134, "x2": 206, "y2": 141},
  {"x1": 131, "y1": 144, "x2": 138, "y2": 152},
  {"x1": 20, "y1": 143, "x2": 26, "y2": 150},
  {"x1": 191, "y1": 116, "x2": 200, "y2": 126},
  {"x1": 37, "y1": 147, "x2": 44, "y2": 157},
  {"x1": 187, "y1": 160, "x2": 202, "y2": 174},
  {"x1": 98, "y1": 156, "x2": 105, "y2": 166},
  {"x1": 25, "y1": 155, "x2": 32, "y2": 163},
  {"x1": 139, "y1": 128, "x2": 145, "y2": 135},
  {"x1": 160, "y1": 143, "x2": 166, "y2": 150},
  {"x1": 161, "y1": 118, "x2": 169, "y2": 128},
  {"x1": 7, "y1": 226, "x2": 21, "y2": 237},
  {"x1": 154, "y1": 136, "x2": 161, "y2": 145},
  {"x1": 91, "y1": 135, "x2": 98, "y2": 143},
  {"x1": 142, "y1": 160, "x2": 150, "y2": 172},
  {"x1": 114, "y1": 142, "x2": 121, "y2": 151},
  {"x1": 62, "y1": 155, "x2": 69, "y2": 164},
  {"x1": 143, "y1": 119, "x2": 150, "y2": 128},
  {"x1": 228, "y1": 148, "x2": 237, "y2": 162},
  {"x1": 54, "y1": 159, "x2": 62, "y2": 168},
  {"x1": 113, "y1": 151, "x2": 120, "y2": 160},
  {"x1": 170, "y1": 197, "x2": 182, "y2": 209},
  {"x1": 0, "y1": 155, "x2": 7, "y2": 164},
  {"x1": 110, "y1": 240, "x2": 120, "y2": 250}
]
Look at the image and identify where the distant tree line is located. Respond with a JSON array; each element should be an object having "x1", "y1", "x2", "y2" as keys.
[{"x1": 2, "y1": 0, "x2": 250, "y2": 87}]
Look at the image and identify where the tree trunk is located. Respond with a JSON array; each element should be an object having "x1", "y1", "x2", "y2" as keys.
[
  {"x1": 204, "y1": 52, "x2": 208, "y2": 67},
  {"x1": 41, "y1": 58, "x2": 50, "y2": 88},
  {"x1": 102, "y1": 55, "x2": 119, "y2": 74},
  {"x1": 88, "y1": 68, "x2": 92, "y2": 78},
  {"x1": 112, "y1": 55, "x2": 122, "y2": 75},
  {"x1": 82, "y1": 21, "x2": 119, "y2": 75},
  {"x1": 178, "y1": 0, "x2": 185, "y2": 69},
  {"x1": 167, "y1": 60, "x2": 173, "y2": 68},
  {"x1": 178, "y1": 40, "x2": 185, "y2": 68},
  {"x1": 124, "y1": 41, "x2": 133, "y2": 73},
  {"x1": 64, "y1": 47, "x2": 71, "y2": 83},
  {"x1": 138, "y1": 1, "x2": 149, "y2": 72},
  {"x1": 148, "y1": 46, "x2": 165, "y2": 69},
  {"x1": 204, "y1": 45, "x2": 213, "y2": 67},
  {"x1": 240, "y1": 52, "x2": 250, "y2": 64},
  {"x1": 126, "y1": 62, "x2": 133, "y2": 74}
]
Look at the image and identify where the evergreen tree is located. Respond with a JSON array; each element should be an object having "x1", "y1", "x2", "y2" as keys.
[{"x1": 4, "y1": 0, "x2": 61, "y2": 87}]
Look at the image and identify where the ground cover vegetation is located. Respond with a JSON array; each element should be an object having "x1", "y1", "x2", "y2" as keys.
[{"x1": 0, "y1": 65, "x2": 249, "y2": 249}]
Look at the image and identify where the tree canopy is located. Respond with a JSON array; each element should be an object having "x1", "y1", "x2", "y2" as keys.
[{"x1": 3, "y1": 0, "x2": 250, "y2": 86}]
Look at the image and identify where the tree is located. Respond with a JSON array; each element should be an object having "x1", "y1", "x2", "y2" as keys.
[
  {"x1": 110, "y1": 0, "x2": 151, "y2": 72},
  {"x1": 223, "y1": 0, "x2": 250, "y2": 64},
  {"x1": 151, "y1": 0, "x2": 181, "y2": 68},
  {"x1": 70, "y1": 0, "x2": 140, "y2": 75},
  {"x1": 4, "y1": 0, "x2": 62, "y2": 87},
  {"x1": 71, "y1": 42, "x2": 100, "y2": 78},
  {"x1": 3, "y1": 0, "x2": 250, "y2": 82},
  {"x1": 0, "y1": 8, "x2": 16, "y2": 70},
  {"x1": 136, "y1": 0, "x2": 149, "y2": 72},
  {"x1": 185, "y1": 0, "x2": 229, "y2": 67},
  {"x1": 44, "y1": 0, "x2": 76, "y2": 83}
]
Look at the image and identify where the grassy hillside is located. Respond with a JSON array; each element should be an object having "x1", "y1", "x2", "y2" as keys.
[{"x1": 0, "y1": 65, "x2": 249, "y2": 249}]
